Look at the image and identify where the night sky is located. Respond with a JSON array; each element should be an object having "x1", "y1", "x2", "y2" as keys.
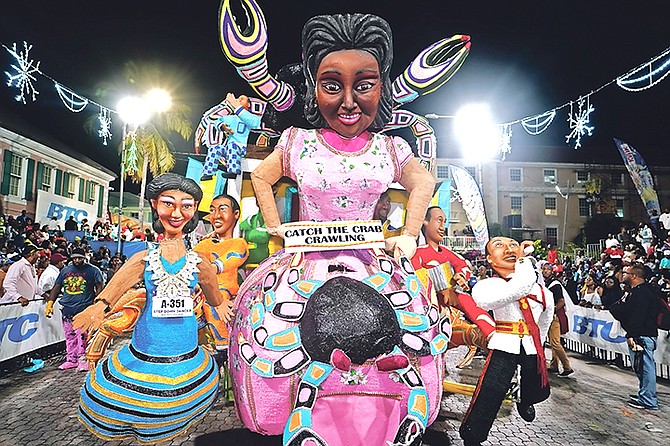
[{"x1": 1, "y1": 0, "x2": 669, "y2": 185}]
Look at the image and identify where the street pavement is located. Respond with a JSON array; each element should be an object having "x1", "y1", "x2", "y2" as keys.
[{"x1": 1, "y1": 342, "x2": 669, "y2": 446}]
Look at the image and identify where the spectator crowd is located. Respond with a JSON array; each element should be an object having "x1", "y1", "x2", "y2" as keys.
[{"x1": 0, "y1": 210, "x2": 131, "y2": 301}]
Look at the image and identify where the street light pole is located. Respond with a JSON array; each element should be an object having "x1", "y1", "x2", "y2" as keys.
[
  {"x1": 559, "y1": 180, "x2": 570, "y2": 249},
  {"x1": 116, "y1": 122, "x2": 128, "y2": 256}
]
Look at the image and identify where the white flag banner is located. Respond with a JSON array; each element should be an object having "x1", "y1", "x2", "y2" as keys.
[{"x1": 563, "y1": 294, "x2": 670, "y2": 365}]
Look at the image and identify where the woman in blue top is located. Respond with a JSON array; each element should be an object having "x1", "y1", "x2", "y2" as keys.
[{"x1": 73, "y1": 173, "x2": 232, "y2": 444}]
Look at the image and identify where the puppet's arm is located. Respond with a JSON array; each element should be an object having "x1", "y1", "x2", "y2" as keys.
[
  {"x1": 72, "y1": 250, "x2": 145, "y2": 332},
  {"x1": 398, "y1": 157, "x2": 435, "y2": 238},
  {"x1": 250, "y1": 149, "x2": 283, "y2": 234},
  {"x1": 472, "y1": 258, "x2": 537, "y2": 311}
]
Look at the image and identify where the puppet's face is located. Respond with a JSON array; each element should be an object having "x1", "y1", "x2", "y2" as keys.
[
  {"x1": 373, "y1": 194, "x2": 391, "y2": 221},
  {"x1": 150, "y1": 189, "x2": 197, "y2": 239},
  {"x1": 238, "y1": 95, "x2": 250, "y2": 110},
  {"x1": 423, "y1": 208, "x2": 446, "y2": 245},
  {"x1": 209, "y1": 196, "x2": 239, "y2": 239},
  {"x1": 315, "y1": 49, "x2": 381, "y2": 139},
  {"x1": 486, "y1": 236, "x2": 522, "y2": 278}
]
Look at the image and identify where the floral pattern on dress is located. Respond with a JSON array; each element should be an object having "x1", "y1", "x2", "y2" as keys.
[
  {"x1": 278, "y1": 127, "x2": 412, "y2": 222},
  {"x1": 332, "y1": 196, "x2": 354, "y2": 208}
]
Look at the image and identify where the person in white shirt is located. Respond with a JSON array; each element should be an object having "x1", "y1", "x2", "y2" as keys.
[
  {"x1": 38, "y1": 252, "x2": 68, "y2": 300},
  {"x1": 0, "y1": 244, "x2": 41, "y2": 306},
  {"x1": 660, "y1": 209, "x2": 670, "y2": 237}
]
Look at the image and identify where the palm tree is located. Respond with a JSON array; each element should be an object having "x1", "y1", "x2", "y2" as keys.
[
  {"x1": 91, "y1": 61, "x2": 193, "y2": 231},
  {"x1": 124, "y1": 100, "x2": 192, "y2": 230}
]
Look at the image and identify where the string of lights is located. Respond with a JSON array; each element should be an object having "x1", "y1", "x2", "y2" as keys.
[
  {"x1": 3, "y1": 41, "x2": 116, "y2": 145},
  {"x1": 3, "y1": 38, "x2": 670, "y2": 151},
  {"x1": 500, "y1": 44, "x2": 670, "y2": 150}
]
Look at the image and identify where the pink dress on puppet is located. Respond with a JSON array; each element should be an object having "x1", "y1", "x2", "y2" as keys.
[
  {"x1": 229, "y1": 127, "x2": 450, "y2": 446},
  {"x1": 283, "y1": 127, "x2": 410, "y2": 221}
]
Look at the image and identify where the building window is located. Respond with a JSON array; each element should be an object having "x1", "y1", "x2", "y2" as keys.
[
  {"x1": 39, "y1": 165, "x2": 52, "y2": 192},
  {"x1": 510, "y1": 195, "x2": 522, "y2": 214},
  {"x1": 509, "y1": 168, "x2": 522, "y2": 182},
  {"x1": 545, "y1": 227, "x2": 558, "y2": 246},
  {"x1": 576, "y1": 171, "x2": 589, "y2": 183},
  {"x1": 9, "y1": 154, "x2": 23, "y2": 197},
  {"x1": 66, "y1": 174, "x2": 76, "y2": 198},
  {"x1": 87, "y1": 181, "x2": 97, "y2": 204},
  {"x1": 544, "y1": 196, "x2": 558, "y2": 216},
  {"x1": 579, "y1": 197, "x2": 591, "y2": 217},
  {"x1": 465, "y1": 166, "x2": 477, "y2": 179},
  {"x1": 611, "y1": 172, "x2": 624, "y2": 186},
  {"x1": 436, "y1": 165, "x2": 449, "y2": 179},
  {"x1": 613, "y1": 196, "x2": 624, "y2": 218},
  {"x1": 543, "y1": 169, "x2": 556, "y2": 183}
]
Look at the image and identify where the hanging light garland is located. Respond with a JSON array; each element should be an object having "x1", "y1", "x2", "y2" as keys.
[
  {"x1": 4, "y1": 38, "x2": 670, "y2": 153},
  {"x1": 616, "y1": 46, "x2": 670, "y2": 92},
  {"x1": 500, "y1": 45, "x2": 670, "y2": 153},
  {"x1": 3, "y1": 40, "x2": 118, "y2": 146},
  {"x1": 426, "y1": 44, "x2": 670, "y2": 156}
]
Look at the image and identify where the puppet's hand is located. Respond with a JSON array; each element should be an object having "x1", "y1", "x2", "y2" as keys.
[
  {"x1": 385, "y1": 234, "x2": 417, "y2": 261},
  {"x1": 452, "y1": 271, "x2": 469, "y2": 291},
  {"x1": 267, "y1": 224, "x2": 287, "y2": 239},
  {"x1": 72, "y1": 301, "x2": 107, "y2": 333},
  {"x1": 214, "y1": 299, "x2": 234, "y2": 324},
  {"x1": 514, "y1": 256, "x2": 542, "y2": 286}
]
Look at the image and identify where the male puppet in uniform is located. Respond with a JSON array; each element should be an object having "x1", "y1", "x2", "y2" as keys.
[
  {"x1": 460, "y1": 237, "x2": 553, "y2": 446},
  {"x1": 412, "y1": 206, "x2": 496, "y2": 352}
]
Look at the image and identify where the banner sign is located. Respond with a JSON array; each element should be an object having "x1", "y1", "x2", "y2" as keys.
[
  {"x1": 614, "y1": 138, "x2": 661, "y2": 216},
  {"x1": 563, "y1": 295, "x2": 670, "y2": 364},
  {"x1": 450, "y1": 165, "x2": 489, "y2": 252},
  {"x1": 0, "y1": 300, "x2": 64, "y2": 362},
  {"x1": 36, "y1": 189, "x2": 98, "y2": 227},
  {"x1": 431, "y1": 179, "x2": 452, "y2": 230},
  {"x1": 283, "y1": 220, "x2": 385, "y2": 253}
]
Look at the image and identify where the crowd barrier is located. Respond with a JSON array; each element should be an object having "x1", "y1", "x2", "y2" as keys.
[
  {"x1": 4, "y1": 286, "x2": 670, "y2": 379},
  {"x1": 0, "y1": 300, "x2": 64, "y2": 362},
  {"x1": 562, "y1": 296, "x2": 670, "y2": 379}
]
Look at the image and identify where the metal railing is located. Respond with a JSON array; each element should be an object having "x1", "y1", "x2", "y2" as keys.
[
  {"x1": 584, "y1": 242, "x2": 604, "y2": 259},
  {"x1": 563, "y1": 338, "x2": 670, "y2": 380},
  {"x1": 442, "y1": 236, "x2": 479, "y2": 252}
]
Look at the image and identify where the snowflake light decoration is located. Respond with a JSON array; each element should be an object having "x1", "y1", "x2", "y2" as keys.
[
  {"x1": 98, "y1": 107, "x2": 112, "y2": 145},
  {"x1": 124, "y1": 134, "x2": 140, "y2": 177},
  {"x1": 499, "y1": 124, "x2": 512, "y2": 160},
  {"x1": 4, "y1": 41, "x2": 41, "y2": 104},
  {"x1": 565, "y1": 97, "x2": 594, "y2": 149}
]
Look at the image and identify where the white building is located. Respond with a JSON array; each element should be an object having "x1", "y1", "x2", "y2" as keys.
[{"x1": 1, "y1": 111, "x2": 116, "y2": 227}]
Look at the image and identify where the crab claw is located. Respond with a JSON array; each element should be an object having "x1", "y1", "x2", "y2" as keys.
[
  {"x1": 219, "y1": 0, "x2": 268, "y2": 66},
  {"x1": 392, "y1": 34, "x2": 471, "y2": 105},
  {"x1": 330, "y1": 348, "x2": 352, "y2": 371},
  {"x1": 218, "y1": 0, "x2": 295, "y2": 111}
]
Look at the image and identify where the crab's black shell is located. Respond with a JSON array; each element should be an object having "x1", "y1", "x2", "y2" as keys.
[{"x1": 299, "y1": 276, "x2": 401, "y2": 365}]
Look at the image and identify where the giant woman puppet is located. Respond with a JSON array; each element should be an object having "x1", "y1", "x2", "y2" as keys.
[
  {"x1": 73, "y1": 173, "x2": 233, "y2": 443},
  {"x1": 224, "y1": 6, "x2": 462, "y2": 446}
]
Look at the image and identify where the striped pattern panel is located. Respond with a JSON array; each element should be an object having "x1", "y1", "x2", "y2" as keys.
[{"x1": 78, "y1": 343, "x2": 219, "y2": 443}]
